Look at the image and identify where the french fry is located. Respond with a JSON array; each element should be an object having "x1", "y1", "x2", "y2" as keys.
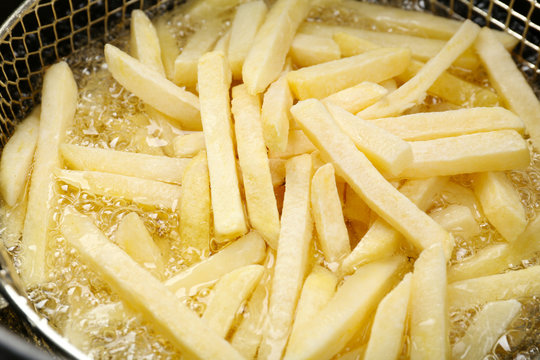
[
  {"x1": 165, "y1": 231, "x2": 267, "y2": 297},
  {"x1": 439, "y1": 181, "x2": 482, "y2": 220},
  {"x1": 333, "y1": 31, "x2": 378, "y2": 56},
  {"x1": 268, "y1": 130, "x2": 316, "y2": 159},
  {"x1": 0, "y1": 106, "x2": 40, "y2": 207},
  {"x1": 61, "y1": 143, "x2": 189, "y2": 184},
  {"x1": 261, "y1": 75, "x2": 293, "y2": 153},
  {"x1": 473, "y1": 171, "x2": 527, "y2": 242},
  {"x1": 202, "y1": 264, "x2": 264, "y2": 337},
  {"x1": 56, "y1": 169, "x2": 181, "y2": 210},
  {"x1": 291, "y1": 99, "x2": 454, "y2": 260},
  {"x1": 452, "y1": 300, "x2": 522, "y2": 360},
  {"x1": 213, "y1": 29, "x2": 231, "y2": 54},
  {"x1": 429, "y1": 204, "x2": 480, "y2": 240},
  {"x1": 364, "y1": 273, "x2": 412, "y2": 360},
  {"x1": 269, "y1": 158, "x2": 286, "y2": 186},
  {"x1": 323, "y1": 81, "x2": 387, "y2": 114},
  {"x1": 242, "y1": 0, "x2": 311, "y2": 94},
  {"x1": 311, "y1": 163, "x2": 351, "y2": 263},
  {"x1": 326, "y1": 103, "x2": 413, "y2": 176},
  {"x1": 358, "y1": 20, "x2": 481, "y2": 119},
  {"x1": 410, "y1": 243, "x2": 449, "y2": 360},
  {"x1": 379, "y1": 79, "x2": 397, "y2": 92},
  {"x1": 198, "y1": 51, "x2": 247, "y2": 241},
  {"x1": 20, "y1": 62, "x2": 77, "y2": 287},
  {"x1": 181, "y1": 0, "x2": 244, "y2": 23},
  {"x1": 232, "y1": 84, "x2": 280, "y2": 249},
  {"x1": 342, "y1": 184, "x2": 371, "y2": 224},
  {"x1": 60, "y1": 208, "x2": 244, "y2": 360},
  {"x1": 448, "y1": 265, "x2": 540, "y2": 309},
  {"x1": 284, "y1": 256, "x2": 405, "y2": 360},
  {"x1": 258, "y1": 154, "x2": 313, "y2": 360},
  {"x1": 398, "y1": 130, "x2": 530, "y2": 179},
  {"x1": 104, "y1": 44, "x2": 201, "y2": 130},
  {"x1": 290, "y1": 33, "x2": 341, "y2": 67},
  {"x1": 173, "y1": 19, "x2": 223, "y2": 88},
  {"x1": 475, "y1": 27, "x2": 540, "y2": 150},
  {"x1": 0, "y1": 190, "x2": 28, "y2": 249},
  {"x1": 179, "y1": 151, "x2": 210, "y2": 256},
  {"x1": 172, "y1": 132, "x2": 206, "y2": 158},
  {"x1": 130, "y1": 10, "x2": 165, "y2": 75},
  {"x1": 115, "y1": 212, "x2": 165, "y2": 279},
  {"x1": 155, "y1": 16, "x2": 179, "y2": 79},
  {"x1": 228, "y1": 0, "x2": 268, "y2": 79},
  {"x1": 287, "y1": 47, "x2": 411, "y2": 100}
]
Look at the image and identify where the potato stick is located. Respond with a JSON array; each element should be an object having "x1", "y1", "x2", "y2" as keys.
[
  {"x1": 333, "y1": 31, "x2": 378, "y2": 56},
  {"x1": 115, "y1": 212, "x2": 165, "y2": 279},
  {"x1": 182, "y1": 0, "x2": 244, "y2": 23},
  {"x1": 268, "y1": 129, "x2": 316, "y2": 159},
  {"x1": 290, "y1": 33, "x2": 341, "y2": 67},
  {"x1": 323, "y1": 81, "x2": 387, "y2": 114},
  {"x1": 198, "y1": 51, "x2": 247, "y2": 241},
  {"x1": 342, "y1": 184, "x2": 371, "y2": 224},
  {"x1": 410, "y1": 244, "x2": 449, "y2": 360},
  {"x1": 287, "y1": 47, "x2": 411, "y2": 100},
  {"x1": 269, "y1": 158, "x2": 286, "y2": 186},
  {"x1": 155, "y1": 16, "x2": 179, "y2": 80},
  {"x1": 340, "y1": 176, "x2": 447, "y2": 275},
  {"x1": 452, "y1": 300, "x2": 522, "y2": 360},
  {"x1": 173, "y1": 19, "x2": 223, "y2": 88},
  {"x1": 364, "y1": 273, "x2": 412, "y2": 360},
  {"x1": 0, "y1": 190, "x2": 28, "y2": 249},
  {"x1": 20, "y1": 62, "x2": 77, "y2": 287},
  {"x1": 475, "y1": 27, "x2": 540, "y2": 150},
  {"x1": 380, "y1": 78, "x2": 397, "y2": 92},
  {"x1": 232, "y1": 85, "x2": 280, "y2": 249},
  {"x1": 56, "y1": 169, "x2": 181, "y2": 210},
  {"x1": 165, "y1": 231, "x2": 267, "y2": 297},
  {"x1": 202, "y1": 265, "x2": 264, "y2": 337},
  {"x1": 130, "y1": 10, "x2": 165, "y2": 75},
  {"x1": 104, "y1": 44, "x2": 201, "y2": 130},
  {"x1": 61, "y1": 144, "x2": 189, "y2": 184},
  {"x1": 358, "y1": 20, "x2": 480, "y2": 119},
  {"x1": 439, "y1": 182, "x2": 482, "y2": 220},
  {"x1": 288, "y1": 266, "x2": 337, "y2": 349},
  {"x1": 370, "y1": 107, "x2": 523, "y2": 141},
  {"x1": 213, "y1": 29, "x2": 231, "y2": 54},
  {"x1": 429, "y1": 204, "x2": 480, "y2": 240},
  {"x1": 0, "y1": 106, "x2": 40, "y2": 207},
  {"x1": 398, "y1": 130, "x2": 530, "y2": 179},
  {"x1": 291, "y1": 99, "x2": 454, "y2": 260},
  {"x1": 284, "y1": 256, "x2": 405, "y2": 360},
  {"x1": 311, "y1": 164, "x2": 350, "y2": 263},
  {"x1": 172, "y1": 132, "x2": 205, "y2": 158},
  {"x1": 258, "y1": 154, "x2": 313, "y2": 360},
  {"x1": 242, "y1": 0, "x2": 311, "y2": 94},
  {"x1": 326, "y1": 103, "x2": 413, "y2": 176},
  {"x1": 261, "y1": 75, "x2": 293, "y2": 153},
  {"x1": 448, "y1": 265, "x2": 540, "y2": 309},
  {"x1": 473, "y1": 172, "x2": 527, "y2": 242},
  {"x1": 228, "y1": 0, "x2": 268, "y2": 79},
  {"x1": 179, "y1": 151, "x2": 210, "y2": 256},
  {"x1": 60, "y1": 208, "x2": 243, "y2": 360}
]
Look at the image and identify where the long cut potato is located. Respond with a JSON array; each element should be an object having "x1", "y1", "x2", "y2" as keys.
[
  {"x1": 261, "y1": 75, "x2": 293, "y2": 153},
  {"x1": 130, "y1": 10, "x2": 165, "y2": 75},
  {"x1": 322, "y1": 81, "x2": 387, "y2": 114},
  {"x1": 290, "y1": 33, "x2": 341, "y2": 67}
]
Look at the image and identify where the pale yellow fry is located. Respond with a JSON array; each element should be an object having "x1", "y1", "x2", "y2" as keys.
[
  {"x1": 172, "y1": 132, "x2": 205, "y2": 158},
  {"x1": 232, "y1": 84, "x2": 280, "y2": 249},
  {"x1": 268, "y1": 129, "x2": 316, "y2": 159},
  {"x1": 326, "y1": 103, "x2": 413, "y2": 176},
  {"x1": 287, "y1": 47, "x2": 411, "y2": 100},
  {"x1": 61, "y1": 143, "x2": 189, "y2": 184},
  {"x1": 20, "y1": 62, "x2": 77, "y2": 287},
  {"x1": 202, "y1": 264, "x2": 264, "y2": 338},
  {"x1": 311, "y1": 163, "x2": 350, "y2": 263},
  {"x1": 398, "y1": 130, "x2": 530, "y2": 179},
  {"x1": 0, "y1": 106, "x2": 40, "y2": 207},
  {"x1": 115, "y1": 212, "x2": 164, "y2": 279},
  {"x1": 284, "y1": 256, "x2": 405, "y2": 360},
  {"x1": 198, "y1": 51, "x2": 247, "y2": 241},
  {"x1": 242, "y1": 0, "x2": 311, "y2": 94},
  {"x1": 290, "y1": 33, "x2": 341, "y2": 67},
  {"x1": 0, "y1": 189, "x2": 28, "y2": 249},
  {"x1": 130, "y1": 10, "x2": 165, "y2": 75},
  {"x1": 429, "y1": 204, "x2": 480, "y2": 240},
  {"x1": 179, "y1": 151, "x2": 210, "y2": 256},
  {"x1": 56, "y1": 169, "x2": 181, "y2": 210},
  {"x1": 475, "y1": 27, "x2": 540, "y2": 150},
  {"x1": 181, "y1": 0, "x2": 244, "y2": 22},
  {"x1": 358, "y1": 20, "x2": 480, "y2": 119},
  {"x1": 323, "y1": 81, "x2": 387, "y2": 114},
  {"x1": 213, "y1": 29, "x2": 231, "y2": 54},
  {"x1": 104, "y1": 44, "x2": 201, "y2": 130},
  {"x1": 165, "y1": 231, "x2": 267, "y2": 297},
  {"x1": 342, "y1": 184, "x2": 371, "y2": 224},
  {"x1": 333, "y1": 31, "x2": 378, "y2": 56},
  {"x1": 291, "y1": 99, "x2": 453, "y2": 260},
  {"x1": 439, "y1": 181, "x2": 482, "y2": 221},
  {"x1": 60, "y1": 208, "x2": 243, "y2": 360},
  {"x1": 228, "y1": 0, "x2": 268, "y2": 79},
  {"x1": 364, "y1": 273, "x2": 412, "y2": 360},
  {"x1": 155, "y1": 16, "x2": 179, "y2": 80},
  {"x1": 448, "y1": 265, "x2": 540, "y2": 309},
  {"x1": 452, "y1": 300, "x2": 521, "y2": 360},
  {"x1": 261, "y1": 75, "x2": 293, "y2": 153},
  {"x1": 258, "y1": 154, "x2": 313, "y2": 360},
  {"x1": 410, "y1": 244, "x2": 449, "y2": 360},
  {"x1": 371, "y1": 107, "x2": 523, "y2": 141},
  {"x1": 269, "y1": 158, "x2": 286, "y2": 186}
]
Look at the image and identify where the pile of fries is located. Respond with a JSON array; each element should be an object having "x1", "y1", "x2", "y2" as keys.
[{"x1": 1, "y1": 0, "x2": 539, "y2": 358}]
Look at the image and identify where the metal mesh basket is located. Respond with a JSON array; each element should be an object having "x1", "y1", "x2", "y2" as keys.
[{"x1": 0, "y1": 0, "x2": 539, "y2": 358}]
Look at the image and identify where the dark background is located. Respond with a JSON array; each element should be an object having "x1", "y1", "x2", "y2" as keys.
[{"x1": 1, "y1": 0, "x2": 25, "y2": 25}]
